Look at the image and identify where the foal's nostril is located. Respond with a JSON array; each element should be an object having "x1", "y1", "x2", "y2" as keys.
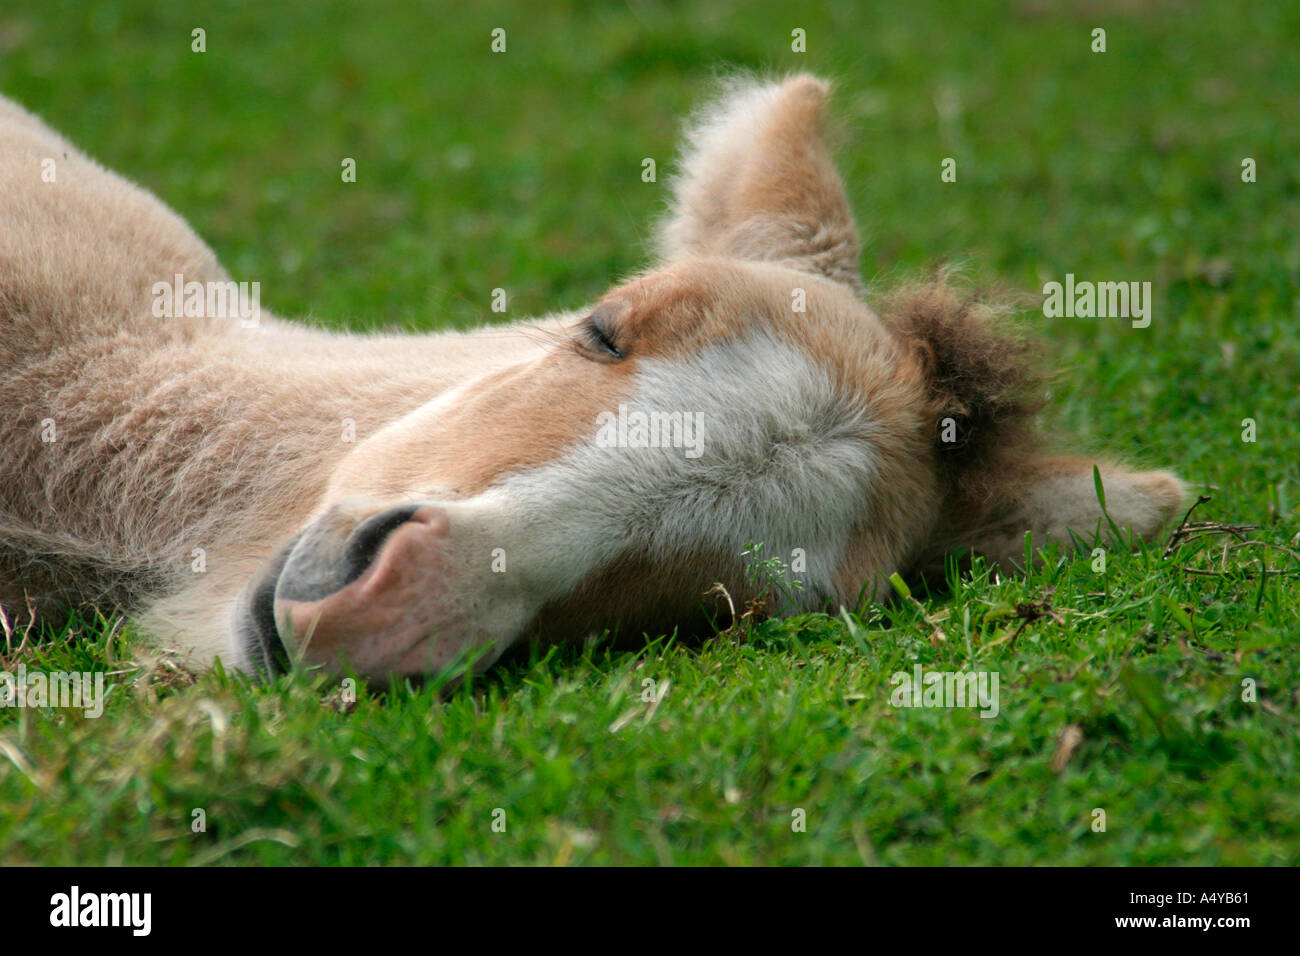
[
  {"x1": 275, "y1": 503, "x2": 423, "y2": 604},
  {"x1": 340, "y1": 505, "x2": 423, "y2": 585}
]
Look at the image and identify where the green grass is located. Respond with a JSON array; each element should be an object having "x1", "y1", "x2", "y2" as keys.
[{"x1": 1, "y1": 0, "x2": 1297, "y2": 865}]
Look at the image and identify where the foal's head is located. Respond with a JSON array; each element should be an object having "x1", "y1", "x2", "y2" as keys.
[{"x1": 238, "y1": 75, "x2": 1184, "y2": 678}]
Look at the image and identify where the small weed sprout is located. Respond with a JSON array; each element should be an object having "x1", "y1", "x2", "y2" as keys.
[{"x1": 741, "y1": 542, "x2": 805, "y2": 608}]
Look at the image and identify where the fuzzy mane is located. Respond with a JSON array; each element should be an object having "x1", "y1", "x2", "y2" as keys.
[{"x1": 878, "y1": 275, "x2": 1049, "y2": 578}]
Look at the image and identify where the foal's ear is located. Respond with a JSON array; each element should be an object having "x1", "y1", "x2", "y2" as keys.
[
  {"x1": 658, "y1": 74, "x2": 863, "y2": 291},
  {"x1": 947, "y1": 458, "x2": 1187, "y2": 571}
]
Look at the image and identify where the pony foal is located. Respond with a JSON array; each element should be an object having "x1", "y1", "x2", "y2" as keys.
[{"x1": 0, "y1": 75, "x2": 1185, "y2": 679}]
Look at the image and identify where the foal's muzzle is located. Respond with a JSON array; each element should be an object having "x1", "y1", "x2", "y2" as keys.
[{"x1": 239, "y1": 500, "x2": 462, "y2": 678}]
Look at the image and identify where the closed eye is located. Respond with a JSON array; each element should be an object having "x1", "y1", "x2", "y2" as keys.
[{"x1": 578, "y1": 315, "x2": 624, "y2": 360}]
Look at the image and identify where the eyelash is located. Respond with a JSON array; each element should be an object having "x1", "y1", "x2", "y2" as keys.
[{"x1": 580, "y1": 318, "x2": 624, "y2": 359}]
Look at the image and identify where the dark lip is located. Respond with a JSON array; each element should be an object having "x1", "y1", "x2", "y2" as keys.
[{"x1": 239, "y1": 533, "x2": 301, "y2": 679}]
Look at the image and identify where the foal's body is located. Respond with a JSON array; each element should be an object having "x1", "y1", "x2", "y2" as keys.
[
  {"x1": 0, "y1": 77, "x2": 1185, "y2": 678},
  {"x1": 0, "y1": 90, "x2": 569, "y2": 661}
]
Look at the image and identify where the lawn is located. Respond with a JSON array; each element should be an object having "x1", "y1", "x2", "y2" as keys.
[{"x1": 1, "y1": 0, "x2": 1296, "y2": 865}]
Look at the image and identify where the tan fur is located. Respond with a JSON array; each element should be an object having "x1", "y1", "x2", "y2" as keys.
[{"x1": 0, "y1": 75, "x2": 1185, "y2": 676}]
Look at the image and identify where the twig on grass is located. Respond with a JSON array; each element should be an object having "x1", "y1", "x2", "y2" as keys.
[
  {"x1": 1162, "y1": 494, "x2": 1300, "y2": 580},
  {"x1": 1007, "y1": 586, "x2": 1064, "y2": 650}
]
